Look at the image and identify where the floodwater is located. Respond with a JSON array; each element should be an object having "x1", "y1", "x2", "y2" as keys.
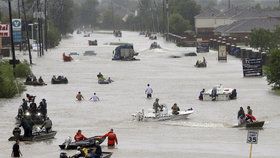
[{"x1": 1, "y1": 31, "x2": 280, "y2": 158}]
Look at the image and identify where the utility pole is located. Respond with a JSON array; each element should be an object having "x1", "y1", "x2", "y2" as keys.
[
  {"x1": 162, "y1": 0, "x2": 166, "y2": 34},
  {"x1": 17, "y1": 0, "x2": 22, "y2": 51},
  {"x1": 44, "y1": 0, "x2": 48, "y2": 51},
  {"x1": 228, "y1": 0, "x2": 231, "y2": 9},
  {"x1": 36, "y1": 0, "x2": 43, "y2": 56},
  {"x1": 8, "y1": 0, "x2": 16, "y2": 69},
  {"x1": 22, "y1": 0, "x2": 32, "y2": 64},
  {"x1": 166, "y1": 0, "x2": 169, "y2": 41},
  {"x1": 111, "y1": 0, "x2": 115, "y2": 30}
]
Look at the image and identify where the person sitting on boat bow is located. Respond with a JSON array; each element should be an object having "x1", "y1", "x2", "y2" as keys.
[
  {"x1": 171, "y1": 103, "x2": 180, "y2": 115},
  {"x1": 74, "y1": 130, "x2": 87, "y2": 142},
  {"x1": 245, "y1": 106, "x2": 256, "y2": 122},
  {"x1": 237, "y1": 107, "x2": 246, "y2": 125},
  {"x1": 41, "y1": 117, "x2": 52, "y2": 133},
  {"x1": 153, "y1": 98, "x2": 162, "y2": 113},
  {"x1": 38, "y1": 76, "x2": 44, "y2": 83},
  {"x1": 26, "y1": 75, "x2": 32, "y2": 82},
  {"x1": 97, "y1": 72, "x2": 105, "y2": 81}
]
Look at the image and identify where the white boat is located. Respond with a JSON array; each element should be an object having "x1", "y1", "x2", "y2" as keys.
[
  {"x1": 132, "y1": 105, "x2": 194, "y2": 122},
  {"x1": 201, "y1": 84, "x2": 237, "y2": 101}
]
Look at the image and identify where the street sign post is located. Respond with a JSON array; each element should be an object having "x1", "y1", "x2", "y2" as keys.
[{"x1": 247, "y1": 130, "x2": 259, "y2": 158}]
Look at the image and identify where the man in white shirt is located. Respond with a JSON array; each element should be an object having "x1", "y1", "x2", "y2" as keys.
[
  {"x1": 89, "y1": 93, "x2": 100, "y2": 102},
  {"x1": 145, "y1": 84, "x2": 153, "y2": 98}
]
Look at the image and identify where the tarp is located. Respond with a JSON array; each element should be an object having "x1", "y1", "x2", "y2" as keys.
[{"x1": 112, "y1": 44, "x2": 136, "y2": 60}]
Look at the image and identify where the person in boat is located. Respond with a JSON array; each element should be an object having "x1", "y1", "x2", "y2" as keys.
[
  {"x1": 229, "y1": 89, "x2": 237, "y2": 99},
  {"x1": 21, "y1": 99, "x2": 29, "y2": 113},
  {"x1": 237, "y1": 107, "x2": 246, "y2": 125},
  {"x1": 73, "y1": 146, "x2": 86, "y2": 158},
  {"x1": 38, "y1": 99, "x2": 47, "y2": 119},
  {"x1": 25, "y1": 75, "x2": 32, "y2": 83},
  {"x1": 94, "y1": 140, "x2": 102, "y2": 158},
  {"x1": 97, "y1": 72, "x2": 105, "y2": 81},
  {"x1": 107, "y1": 77, "x2": 114, "y2": 83},
  {"x1": 76, "y1": 92, "x2": 84, "y2": 101},
  {"x1": 211, "y1": 86, "x2": 217, "y2": 101},
  {"x1": 102, "y1": 128, "x2": 118, "y2": 147},
  {"x1": 246, "y1": 106, "x2": 255, "y2": 122},
  {"x1": 74, "y1": 130, "x2": 87, "y2": 142},
  {"x1": 29, "y1": 100, "x2": 37, "y2": 117},
  {"x1": 153, "y1": 98, "x2": 161, "y2": 113},
  {"x1": 203, "y1": 57, "x2": 206, "y2": 64},
  {"x1": 32, "y1": 76, "x2": 37, "y2": 82},
  {"x1": 52, "y1": 75, "x2": 56, "y2": 80},
  {"x1": 26, "y1": 94, "x2": 35, "y2": 102},
  {"x1": 38, "y1": 76, "x2": 44, "y2": 83},
  {"x1": 171, "y1": 103, "x2": 180, "y2": 115},
  {"x1": 17, "y1": 106, "x2": 24, "y2": 119},
  {"x1": 11, "y1": 140, "x2": 22, "y2": 158},
  {"x1": 89, "y1": 93, "x2": 100, "y2": 102},
  {"x1": 199, "y1": 89, "x2": 205, "y2": 100},
  {"x1": 41, "y1": 117, "x2": 52, "y2": 133},
  {"x1": 145, "y1": 84, "x2": 153, "y2": 99}
]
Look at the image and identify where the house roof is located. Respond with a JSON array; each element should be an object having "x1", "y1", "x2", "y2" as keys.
[
  {"x1": 195, "y1": 8, "x2": 220, "y2": 18},
  {"x1": 214, "y1": 18, "x2": 280, "y2": 34}
]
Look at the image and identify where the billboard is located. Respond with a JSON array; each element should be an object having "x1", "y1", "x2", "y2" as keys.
[
  {"x1": 218, "y1": 45, "x2": 227, "y2": 60},
  {"x1": 242, "y1": 58, "x2": 263, "y2": 77},
  {"x1": 0, "y1": 24, "x2": 10, "y2": 37}
]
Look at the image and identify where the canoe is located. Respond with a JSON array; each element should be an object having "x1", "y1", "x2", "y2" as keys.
[
  {"x1": 59, "y1": 136, "x2": 106, "y2": 150},
  {"x1": 8, "y1": 131, "x2": 57, "y2": 141}
]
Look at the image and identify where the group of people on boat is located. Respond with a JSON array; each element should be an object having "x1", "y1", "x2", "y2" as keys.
[
  {"x1": 198, "y1": 84, "x2": 237, "y2": 101},
  {"x1": 195, "y1": 57, "x2": 207, "y2": 67},
  {"x1": 237, "y1": 106, "x2": 256, "y2": 125},
  {"x1": 76, "y1": 91, "x2": 100, "y2": 102},
  {"x1": 97, "y1": 72, "x2": 113, "y2": 83},
  {"x1": 152, "y1": 98, "x2": 181, "y2": 115},
  {"x1": 25, "y1": 75, "x2": 45, "y2": 85}
]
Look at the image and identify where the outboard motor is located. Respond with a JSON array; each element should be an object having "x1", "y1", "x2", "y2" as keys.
[
  {"x1": 59, "y1": 152, "x2": 68, "y2": 158},
  {"x1": 64, "y1": 136, "x2": 72, "y2": 148},
  {"x1": 13, "y1": 127, "x2": 21, "y2": 139}
]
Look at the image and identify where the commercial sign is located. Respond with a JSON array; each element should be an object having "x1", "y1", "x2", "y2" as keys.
[
  {"x1": 247, "y1": 130, "x2": 259, "y2": 144},
  {"x1": 13, "y1": 31, "x2": 22, "y2": 43},
  {"x1": 218, "y1": 45, "x2": 227, "y2": 60},
  {"x1": 12, "y1": 19, "x2": 22, "y2": 31},
  {"x1": 0, "y1": 24, "x2": 10, "y2": 37},
  {"x1": 242, "y1": 58, "x2": 263, "y2": 77}
]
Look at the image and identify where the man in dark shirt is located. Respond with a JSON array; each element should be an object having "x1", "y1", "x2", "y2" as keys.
[{"x1": 11, "y1": 140, "x2": 22, "y2": 157}]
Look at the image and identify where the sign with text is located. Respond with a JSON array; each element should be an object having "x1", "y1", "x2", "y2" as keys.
[
  {"x1": 13, "y1": 31, "x2": 22, "y2": 43},
  {"x1": 218, "y1": 45, "x2": 227, "y2": 60},
  {"x1": 242, "y1": 58, "x2": 263, "y2": 77},
  {"x1": 0, "y1": 24, "x2": 10, "y2": 37},
  {"x1": 12, "y1": 19, "x2": 22, "y2": 31},
  {"x1": 247, "y1": 130, "x2": 259, "y2": 144}
]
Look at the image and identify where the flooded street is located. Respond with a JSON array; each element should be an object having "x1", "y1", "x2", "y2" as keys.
[{"x1": 1, "y1": 31, "x2": 280, "y2": 158}]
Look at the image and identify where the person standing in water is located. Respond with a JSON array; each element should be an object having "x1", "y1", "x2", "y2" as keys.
[
  {"x1": 11, "y1": 140, "x2": 22, "y2": 157},
  {"x1": 145, "y1": 84, "x2": 153, "y2": 99},
  {"x1": 76, "y1": 92, "x2": 84, "y2": 101}
]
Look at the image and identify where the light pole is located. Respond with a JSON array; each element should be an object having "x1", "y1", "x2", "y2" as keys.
[{"x1": 166, "y1": 0, "x2": 169, "y2": 41}]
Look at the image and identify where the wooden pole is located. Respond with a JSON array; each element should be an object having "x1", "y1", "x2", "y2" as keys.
[{"x1": 249, "y1": 144, "x2": 253, "y2": 158}]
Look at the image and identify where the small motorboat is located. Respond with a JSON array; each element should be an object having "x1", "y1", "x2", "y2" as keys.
[
  {"x1": 59, "y1": 136, "x2": 105, "y2": 150},
  {"x1": 69, "y1": 52, "x2": 79, "y2": 56},
  {"x1": 88, "y1": 40, "x2": 97, "y2": 46},
  {"x1": 24, "y1": 81, "x2": 47, "y2": 86},
  {"x1": 132, "y1": 105, "x2": 194, "y2": 122},
  {"x1": 9, "y1": 130, "x2": 57, "y2": 141},
  {"x1": 200, "y1": 85, "x2": 237, "y2": 101},
  {"x1": 150, "y1": 42, "x2": 161, "y2": 49},
  {"x1": 63, "y1": 53, "x2": 73, "y2": 62},
  {"x1": 112, "y1": 44, "x2": 139, "y2": 61},
  {"x1": 98, "y1": 78, "x2": 113, "y2": 84},
  {"x1": 233, "y1": 121, "x2": 265, "y2": 129},
  {"x1": 149, "y1": 35, "x2": 157, "y2": 40},
  {"x1": 84, "y1": 50, "x2": 97, "y2": 56},
  {"x1": 51, "y1": 76, "x2": 68, "y2": 84},
  {"x1": 60, "y1": 151, "x2": 112, "y2": 158}
]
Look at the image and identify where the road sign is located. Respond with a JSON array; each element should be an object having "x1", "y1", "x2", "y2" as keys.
[
  {"x1": 0, "y1": 24, "x2": 10, "y2": 37},
  {"x1": 12, "y1": 19, "x2": 22, "y2": 31},
  {"x1": 247, "y1": 130, "x2": 259, "y2": 144}
]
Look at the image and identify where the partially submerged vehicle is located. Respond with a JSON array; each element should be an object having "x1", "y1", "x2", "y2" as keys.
[
  {"x1": 88, "y1": 40, "x2": 97, "y2": 46},
  {"x1": 112, "y1": 44, "x2": 139, "y2": 61},
  {"x1": 59, "y1": 136, "x2": 105, "y2": 150},
  {"x1": 113, "y1": 30, "x2": 122, "y2": 37},
  {"x1": 84, "y1": 50, "x2": 97, "y2": 56},
  {"x1": 9, "y1": 127, "x2": 57, "y2": 141},
  {"x1": 52, "y1": 76, "x2": 68, "y2": 84},
  {"x1": 200, "y1": 85, "x2": 237, "y2": 101},
  {"x1": 150, "y1": 42, "x2": 161, "y2": 49},
  {"x1": 63, "y1": 53, "x2": 73, "y2": 62},
  {"x1": 132, "y1": 105, "x2": 194, "y2": 122}
]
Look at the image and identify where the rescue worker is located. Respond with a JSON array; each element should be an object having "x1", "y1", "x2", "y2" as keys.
[
  {"x1": 102, "y1": 129, "x2": 118, "y2": 147},
  {"x1": 29, "y1": 101, "x2": 37, "y2": 117},
  {"x1": 153, "y1": 98, "x2": 161, "y2": 113},
  {"x1": 41, "y1": 117, "x2": 52, "y2": 133},
  {"x1": 145, "y1": 84, "x2": 153, "y2": 98},
  {"x1": 74, "y1": 130, "x2": 87, "y2": 141},
  {"x1": 171, "y1": 103, "x2": 180, "y2": 115},
  {"x1": 21, "y1": 99, "x2": 29, "y2": 113},
  {"x1": 76, "y1": 92, "x2": 84, "y2": 101}
]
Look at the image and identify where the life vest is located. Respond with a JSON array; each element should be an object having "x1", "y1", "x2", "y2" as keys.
[{"x1": 74, "y1": 133, "x2": 86, "y2": 141}]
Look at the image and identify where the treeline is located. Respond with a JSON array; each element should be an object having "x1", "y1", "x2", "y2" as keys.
[{"x1": 250, "y1": 27, "x2": 280, "y2": 90}]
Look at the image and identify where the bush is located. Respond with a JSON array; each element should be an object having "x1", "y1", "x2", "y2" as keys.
[
  {"x1": 0, "y1": 61, "x2": 27, "y2": 98},
  {"x1": 14, "y1": 60, "x2": 32, "y2": 78},
  {"x1": 47, "y1": 22, "x2": 61, "y2": 48},
  {"x1": 264, "y1": 49, "x2": 280, "y2": 89}
]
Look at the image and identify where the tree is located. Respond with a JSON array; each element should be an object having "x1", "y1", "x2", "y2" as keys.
[
  {"x1": 264, "y1": 49, "x2": 280, "y2": 89},
  {"x1": 169, "y1": 13, "x2": 191, "y2": 35},
  {"x1": 79, "y1": 0, "x2": 99, "y2": 28},
  {"x1": 250, "y1": 28, "x2": 273, "y2": 51}
]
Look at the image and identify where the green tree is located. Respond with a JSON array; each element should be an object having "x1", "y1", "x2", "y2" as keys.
[
  {"x1": 169, "y1": 13, "x2": 191, "y2": 35},
  {"x1": 79, "y1": 0, "x2": 99, "y2": 28},
  {"x1": 264, "y1": 49, "x2": 280, "y2": 89},
  {"x1": 250, "y1": 28, "x2": 273, "y2": 51}
]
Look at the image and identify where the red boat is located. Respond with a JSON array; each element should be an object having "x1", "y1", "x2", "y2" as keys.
[{"x1": 63, "y1": 53, "x2": 73, "y2": 62}]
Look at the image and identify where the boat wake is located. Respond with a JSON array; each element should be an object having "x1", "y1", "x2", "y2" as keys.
[{"x1": 162, "y1": 121, "x2": 227, "y2": 128}]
